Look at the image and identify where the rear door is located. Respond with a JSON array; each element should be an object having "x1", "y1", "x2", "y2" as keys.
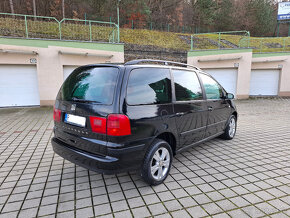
[
  {"x1": 199, "y1": 73, "x2": 232, "y2": 138},
  {"x1": 172, "y1": 69, "x2": 208, "y2": 149},
  {"x1": 124, "y1": 67, "x2": 176, "y2": 143},
  {"x1": 54, "y1": 66, "x2": 121, "y2": 156}
]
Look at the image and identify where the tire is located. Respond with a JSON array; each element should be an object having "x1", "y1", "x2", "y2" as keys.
[
  {"x1": 220, "y1": 115, "x2": 237, "y2": 140},
  {"x1": 141, "y1": 139, "x2": 173, "y2": 186}
]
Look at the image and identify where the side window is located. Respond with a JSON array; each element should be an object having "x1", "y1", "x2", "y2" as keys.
[
  {"x1": 199, "y1": 73, "x2": 223, "y2": 100},
  {"x1": 127, "y1": 68, "x2": 172, "y2": 105},
  {"x1": 172, "y1": 70, "x2": 203, "y2": 101}
]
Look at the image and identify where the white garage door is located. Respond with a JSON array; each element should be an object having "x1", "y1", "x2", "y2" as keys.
[
  {"x1": 250, "y1": 70, "x2": 279, "y2": 96},
  {"x1": 63, "y1": 66, "x2": 79, "y2": 81},
  {"x1": 0, "y1": 65, "x2": 40, "y2": 107},
  {"x1": 203, "y1": 68, "x2": 237, "y2": 95}
]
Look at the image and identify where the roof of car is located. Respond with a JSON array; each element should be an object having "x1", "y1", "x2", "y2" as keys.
[
  {"x1": 124, "y1": 59, "x2": 201, "y2": 70},
  {"x1": 78, "y1": 59, "x2": 209, "y2": 75}
]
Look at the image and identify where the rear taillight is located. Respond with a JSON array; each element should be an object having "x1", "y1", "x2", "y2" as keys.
[
  {"x1": 90, "y1": 116, "x2": 107, "y2": 134},
  {"x1": 53, "y1": 107, "x2": 61, "y2": 122},
  {"x1": 107, "y1": 114, "x2": 131, "y2": 136},
  {"x1": 89, "y1": 114, "x2": 131, "y2": 136}
]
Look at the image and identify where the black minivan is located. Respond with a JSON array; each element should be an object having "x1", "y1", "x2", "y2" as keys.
[{"x1": 52, "y1": 59, "x2": 237, "y2": 185}]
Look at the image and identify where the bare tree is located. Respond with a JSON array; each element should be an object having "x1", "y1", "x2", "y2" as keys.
[
  {"x1": 33, "y1": 0, "x2": 37, "y2": 19},
  {"x1": 62, "y1": 0, "x2": 65, "y2": 19},
  {"x1": 9, "y1": 0, "x2": 14, "y2": 14}
]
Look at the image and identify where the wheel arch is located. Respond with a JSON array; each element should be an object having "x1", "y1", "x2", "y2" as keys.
[
  {"x1": 232, "y1": 111, "x2": 238, "y2": 121},
  {"x1": 155, "y1": 132, "x2": 177, "y2": 155}
]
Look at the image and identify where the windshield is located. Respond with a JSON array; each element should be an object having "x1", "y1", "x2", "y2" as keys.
[{"x1": 58, "y1": 67, "x2": 119, "y2": 105}]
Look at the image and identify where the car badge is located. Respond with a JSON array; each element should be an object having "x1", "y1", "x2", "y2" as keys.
[{"x1": 71, "y1": 104, "x2": 76, "y2": 111}]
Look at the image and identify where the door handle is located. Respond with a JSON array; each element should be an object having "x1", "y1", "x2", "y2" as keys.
[
  {"x1": 175, "y1": 112, "x2": 185, "y2": 117},
  {"x1": 208, "y1": 106, "x2": 213, "y2": 112}
]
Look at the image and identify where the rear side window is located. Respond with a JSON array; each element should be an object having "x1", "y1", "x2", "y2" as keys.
[
  {"x1": 172, "y1": 70, "x2": 203, "y2": 101},
  {"x1": 199, "y1": 73, "x2": 223, "y2": 100},
  {"x1": 127, "y1": 68, "x2": 172, "y2": 105},
  {"x1": 59, "y1": 67, "x2": 119, "y2": 105}
]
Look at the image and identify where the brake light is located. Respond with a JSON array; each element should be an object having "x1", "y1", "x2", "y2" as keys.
[
  {"x1": 53, "y1": 107, "x2": 61, "y2": 122},
  {"x1": 107, "y1": 114, "x2": 131, "y2": 136},
  {"x1": 90, "y1": 116, "x2": 107, "y2": 134},
  {"x1": 89, "y1": 114, "x2": 131, "y2": 136}
]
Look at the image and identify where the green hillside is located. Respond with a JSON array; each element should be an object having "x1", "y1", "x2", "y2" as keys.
[{"x1": 0, "y1": 17, "x2": 289, "y2": 53}]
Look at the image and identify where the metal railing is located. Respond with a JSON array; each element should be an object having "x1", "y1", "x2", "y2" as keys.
[
  {"x1": 0, "y1": 12, "x2": 119, "y2": 43},
  {"x1": 239, "y1": 37, "x2": 290, "y2": 53},
  {"x1": 191, "y1": 31, "x2": 250, "y2": 51},
  {"x1": 190, "y1": 30, "x2": 290, "y2": 53}
]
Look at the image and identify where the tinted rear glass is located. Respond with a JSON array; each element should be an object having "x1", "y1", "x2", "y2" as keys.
[{"x1": 58, "y1": 67, "x2": 119, "y2": 105}]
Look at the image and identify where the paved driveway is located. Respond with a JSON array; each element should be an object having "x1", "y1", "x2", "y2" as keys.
[{"x1": 0, "y1": 99, "x2": 289, "y2": 218}]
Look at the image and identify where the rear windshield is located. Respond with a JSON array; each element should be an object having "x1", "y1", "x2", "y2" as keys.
[{"x1": 58, "y1": 67, "x2": 119, "y2": 105}]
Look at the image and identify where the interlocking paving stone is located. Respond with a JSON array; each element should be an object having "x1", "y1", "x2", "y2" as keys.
[
  {"x1": 227, "y1": 208, "x2": 250, "y2": 218},
  {"x1": 0, "y1": 99, "x2": 289, "y2": 217},
  {"x1": 131, "y1": 206, "x2": 151, "y2": 217},
  {"x1": 178, "y1": 196, "x2": 198, "y2": 208},
  {"x1": 148, "y1": 203, "x2": 167, "y2": 216},
  {"x1": 114, "y1": 209, "x2": 132, "y2": 218},
  {"x1": 186, "y1": 205, "x2": 208, "y2": 217},
  {"x1": 170, "y1": 209, "x2": 191, "y2": 217}
]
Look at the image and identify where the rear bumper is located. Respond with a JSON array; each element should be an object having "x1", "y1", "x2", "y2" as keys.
[{"x1": 51, "y1": 137, "x2": 145, "y2": 174}]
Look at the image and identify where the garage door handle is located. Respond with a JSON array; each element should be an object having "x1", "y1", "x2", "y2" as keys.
[{"x1": 208, "y1": 107, "x2": 213, "y2": 112}]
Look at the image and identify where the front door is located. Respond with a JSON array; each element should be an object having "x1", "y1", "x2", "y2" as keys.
[
  {"x1": 172, "y1": 69, "x2": 208, "y2": 149},
  {"x1": 199, "y1": 73, "x2": 232, "y2": 138}
]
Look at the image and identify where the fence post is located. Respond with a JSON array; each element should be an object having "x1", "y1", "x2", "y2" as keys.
[
  {"x1": 167, "y1": 24, "x2": 170, "y2": 32},
  {"x1": 59, "y1": 21, "x2": 62, "y2": 40},
  {"x1": 24, "y1": 15, "x2": 28, "y2": 38},
  {"x1": 218, "y1": 32, "x2": 221, "y2": 49},
  {"x1": 150, "y1": 22, "x2": 152, "y2": 30},
  {"x1": 288, "y1": 23, "x2": 290, "y2": 37},
  {"x1": 283, "y1": 38, "x2": 286, "y2": 51},
  {"x1": 182, "y1": 26, "x2": 184, "y2": 33},
  {"x1": 110, "y1": 17, "x2": 112, "y2": 27},
  {"x1": 113, "y1": 29, "x2": 115, "y2": 43},
  {"x1": 277, "y1": 22, "x2": 280, "y2": 37},
  {"x1": 89, "y1": 21, "x2": 92, "y2": 41},
  {"x1": 260, "y1": 40, "x2": 262, "y2": 53},
  {"x1": 131, "y1": 20, "x2": 134, "y2": 29},
  {"x1": 191, "y1": 35, "x2": 193, "y2": 50},
  {"x1": 247, "y1": 31, "x2": 250, "y2": 48}
]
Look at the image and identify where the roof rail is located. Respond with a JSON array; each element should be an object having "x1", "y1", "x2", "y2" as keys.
[{"x1": 124, "y1": 59, "x2": 201, "y2": 71}]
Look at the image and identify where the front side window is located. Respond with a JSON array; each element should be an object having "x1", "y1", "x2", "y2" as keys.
[
  {"x1": 199, "y1": 73, "x2": 223, "y2": 100},
  {"x1": 172, "y1": 70, "x2": 203, "y2": 101},
  {"x1": 127, "y1": 68, "x2": 172, "y2": 105}
]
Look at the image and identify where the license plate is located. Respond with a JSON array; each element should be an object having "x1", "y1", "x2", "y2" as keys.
[{"x1": 64, "y1": 114, "x2": 86, "y2": 127}]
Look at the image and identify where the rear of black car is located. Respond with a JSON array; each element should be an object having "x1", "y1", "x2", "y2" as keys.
[{"x1": 51, "y1": 65, "x2": 143, "y2": 174}]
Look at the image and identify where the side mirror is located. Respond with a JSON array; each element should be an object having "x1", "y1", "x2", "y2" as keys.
[{"x1": 226, "y1": 93, "x2": 234, "y2": 99}]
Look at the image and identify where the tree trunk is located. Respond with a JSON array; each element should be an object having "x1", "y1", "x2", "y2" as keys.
[
  {"x1": 62, "y1": 0, "x2": 65, "y2": 19},
  {"x1": 9, "y1": 0, "x2": 14, "y2": 14},
  {"x1": 33, "y1": 0, "x2": 36, "y2": 20}
]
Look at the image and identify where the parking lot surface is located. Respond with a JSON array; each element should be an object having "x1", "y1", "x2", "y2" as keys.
[{"x1": 0, "y1": 99, "x2": 289, "y2": 218}]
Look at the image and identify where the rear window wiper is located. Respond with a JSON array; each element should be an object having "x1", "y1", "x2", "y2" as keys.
[{"x1": 71, "y1": 97, "x2": 101, "y2": 103}]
